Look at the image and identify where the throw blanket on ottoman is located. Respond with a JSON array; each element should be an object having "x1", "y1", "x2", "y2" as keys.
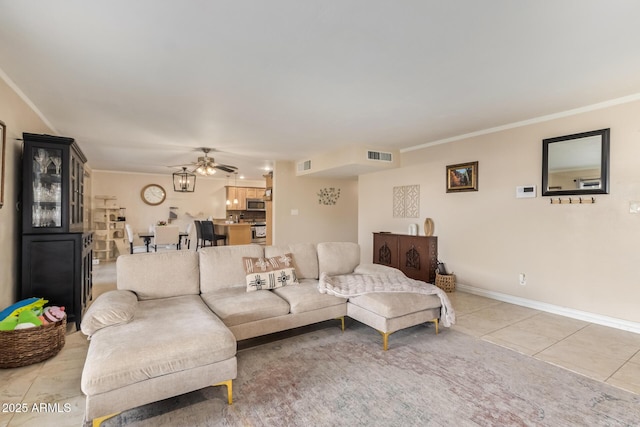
[{"x1": 318, "y1": 272, "x2": 456, "y2": 327}]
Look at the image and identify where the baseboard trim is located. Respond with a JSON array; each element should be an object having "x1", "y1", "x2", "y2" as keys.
[{"x1": 456, "y1": 283, "x2": 640, "y2": 335}]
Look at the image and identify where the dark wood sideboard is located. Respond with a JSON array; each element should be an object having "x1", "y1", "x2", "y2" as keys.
[{"x1": 373, "y1": 233, "x2": 438, "y2": 283}]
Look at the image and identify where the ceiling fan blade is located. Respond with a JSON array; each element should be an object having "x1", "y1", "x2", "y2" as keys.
[
  {"x1": 215, "y1": 164, "x2": 238, "y2": 173},
  {"x1": 167, "y1": 163, "x2": 197, "y2": 168},
  {"x1": 166, "y1": 147, "x2": 238, "y2": 175}
]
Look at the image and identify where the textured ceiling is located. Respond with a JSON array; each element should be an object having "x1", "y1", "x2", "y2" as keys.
[{"x1": 1, "y1": 1, "x2": 640, "y2": 180}]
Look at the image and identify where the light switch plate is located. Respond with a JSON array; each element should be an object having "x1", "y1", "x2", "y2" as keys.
[{"x1": 630, "y1": 201, "x2": 640, "y2": 214}]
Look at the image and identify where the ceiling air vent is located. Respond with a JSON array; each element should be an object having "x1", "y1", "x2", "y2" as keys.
[
  {"x1": 297, "y1": 160, "x2": 312, "y2": 172},
  {"x1": 367, "y1": 150, "x2": 393, "y2": 162}
]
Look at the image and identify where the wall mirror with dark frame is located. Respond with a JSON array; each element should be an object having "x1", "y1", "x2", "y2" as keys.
[{"x1": 542, "y1": 128, "x2": 610, "y2": 196}]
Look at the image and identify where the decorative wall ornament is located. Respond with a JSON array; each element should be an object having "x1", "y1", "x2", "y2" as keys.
[
  {"x1": 318, "y1": 187, "x2": 340, "y2": 205},
  {"x1": 393, "y1": 185, "x2": 420, "y2": 218}
]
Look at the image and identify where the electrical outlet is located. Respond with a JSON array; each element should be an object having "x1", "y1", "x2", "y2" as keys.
[{"x1": 519, "y1": 273, "x2": 526, "y2": 286}]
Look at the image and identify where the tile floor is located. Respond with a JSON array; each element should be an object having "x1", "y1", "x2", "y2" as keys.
[
  {"x1": 1, "y1": 263, "x2": 639, "y2": 426},
  {"x1": 448, "y1": 291, "x2": 640, "y2": 393}
]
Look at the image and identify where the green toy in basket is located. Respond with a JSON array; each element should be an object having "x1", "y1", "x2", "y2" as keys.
[
  {"x1": 14, "y1": 310, "x2": 43, "y2": 329},
  {"x1": 0, "y1": 316, "x2": 18, "y2": 331},
  {"x1": 0, "y1": 297, "x2": 47, "y2": 322},
  {"x1": 0, "y1": 298, "x2": 50, "y2": 331}
]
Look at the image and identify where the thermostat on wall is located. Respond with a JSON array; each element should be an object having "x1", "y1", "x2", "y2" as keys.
[{"x1": 516, "y1": 185, "x2": 536, "y2": 198}]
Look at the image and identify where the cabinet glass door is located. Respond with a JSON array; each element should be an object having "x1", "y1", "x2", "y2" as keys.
[{"x1": 31, "y1": 147, "x2": 63, "y2": 229}]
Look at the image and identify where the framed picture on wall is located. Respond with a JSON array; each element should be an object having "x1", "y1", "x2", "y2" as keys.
[
  {"x1": 446, "y1": 161, "x2": 478, "y2": 193},
  {"x1": 0, "y1": 121, "x2": 5, "y2": 208}
]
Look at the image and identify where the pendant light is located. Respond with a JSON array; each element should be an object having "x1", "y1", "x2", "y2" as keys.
[
  {"x1": 233, "y1": 172, "x2": 239, "y2": 205},
  {"x1": 172, "y1": 167, "x2": 196, "y2": 192}
]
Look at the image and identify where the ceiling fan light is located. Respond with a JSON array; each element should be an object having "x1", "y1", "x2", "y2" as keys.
[{"x1": 206, "y1": 166, "x2": 216, "y2": 175}]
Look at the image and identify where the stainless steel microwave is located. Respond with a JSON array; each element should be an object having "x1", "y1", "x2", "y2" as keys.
[{"x1": 246, "y1": 199, "x2": 266, "y2": 211}]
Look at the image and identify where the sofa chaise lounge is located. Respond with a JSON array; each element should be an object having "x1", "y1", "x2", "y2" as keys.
[{"x1": 81, "y1": 242, "x2": 452, "y2": 426}]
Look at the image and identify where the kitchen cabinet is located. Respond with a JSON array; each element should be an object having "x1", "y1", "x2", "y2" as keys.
[
  {"x1": 226, "y1": 186, "x2": 266, "y2": 210},
  {"x1": 245, "y1": 187, "x2": 259, "y2": 199},
  {"x1": 226, "y1": 186, "x2": 246, "y2": 210}
]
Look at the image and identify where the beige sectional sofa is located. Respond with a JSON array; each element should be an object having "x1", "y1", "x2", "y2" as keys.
[{"x1": 80, "y1": 242, "x2": 446, "y2": 426}]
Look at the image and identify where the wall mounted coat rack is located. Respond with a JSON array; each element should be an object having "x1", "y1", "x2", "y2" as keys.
[{"x1": 550, "y1": 197, "x2": 596, "y2": 205}]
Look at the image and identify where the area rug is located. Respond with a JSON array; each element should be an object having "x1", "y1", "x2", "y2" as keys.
[{"x1": 100, "y1": 321, "x2": 640, "y2": 426}]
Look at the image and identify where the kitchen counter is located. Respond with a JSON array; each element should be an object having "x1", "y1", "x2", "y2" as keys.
[{"x1": 214, "y1": 222, "x2": 251, "y2": 245}]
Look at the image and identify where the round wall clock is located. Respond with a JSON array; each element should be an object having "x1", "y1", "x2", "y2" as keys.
[{"x1": 141, "y1": 184, "x2": 166, "y2": 206}]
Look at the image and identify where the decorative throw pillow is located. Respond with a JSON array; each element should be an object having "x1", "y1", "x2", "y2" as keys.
[{"x1": 243, "y1": 253, "x2": 299, "y2": 292}]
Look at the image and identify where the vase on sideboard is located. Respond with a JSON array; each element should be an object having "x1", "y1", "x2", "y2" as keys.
[{"x1": 424, "y1": 218, "x2": 434, "y2": 236}]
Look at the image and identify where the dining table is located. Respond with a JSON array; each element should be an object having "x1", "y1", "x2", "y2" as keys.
[{"x1": 138, "y1": 231, "x2": 190, "y2": 252}]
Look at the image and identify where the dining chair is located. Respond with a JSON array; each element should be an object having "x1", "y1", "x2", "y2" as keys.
[
  {"x1": 183, "y1": 222, "x2": 193, "y2": 250},
  {"x1": 194, "y1": 220, "x2": 204, "y2": 250},
  {"x1": 152, "y1": 225, "x2": 180, "y2": 252},
  {"x1": 212, "y1": 223, "x2": 228, "y2": 246},
  {"x1": 125, "y1": 224, "x2": 147, "y2": 254},
  {"x1": 199, "y1": 221, "x2": 216, "y2": 248}
]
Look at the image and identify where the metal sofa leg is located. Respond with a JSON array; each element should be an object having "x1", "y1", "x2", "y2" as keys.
[
  {"x1": 92, "y1": 412, "x2": 120, "y2": 427},
  {"x1": 377, "y1": 330, "x2": 391, "y2": 351},
  {"x1": 429, "y1": 318, "x2": 439, "y2": 335},
  {"x1": 214, "y1": 379, "x2": 233, "y2": 405}
]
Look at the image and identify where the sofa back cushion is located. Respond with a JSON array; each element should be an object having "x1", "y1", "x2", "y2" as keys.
[
  {"x1": 117, "y1": 251, "x2": 200, "y2": 300},
  {"x1": 199, "y1": 244, "x2": 265, "y2": 292},
  {"x1": 265, "y1": 243, "x2": 319, "y2": 279},
  {"x1": 317, "y1": 242, "x2": 360, "y2": 276}
]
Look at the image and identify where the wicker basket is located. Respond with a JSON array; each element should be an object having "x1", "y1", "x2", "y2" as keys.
[
  {"x1": 435, "y1": 273, "x2": 456, "y2": 293},
  {"x1": 0, "y1": 316, "x2": 66, "y2": 368}
]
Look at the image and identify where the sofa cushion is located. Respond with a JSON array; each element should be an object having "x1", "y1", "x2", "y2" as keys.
[
  {"x1": 265, "y1": 243, "x2": 319, "y2": 280},
  {"x1": 117, "y1": 251, "x2": 200, "y2": 300},
  {"x1": 201, "y1": 287, "x2": 291, "y2": 327},
  {"x1": 81, "y1": 290, "x2": 137, "y2": 337},
  {"x1": 243, "y1": 253, "x2": 299, "y2": 291},
  {"x1": 317, "y1": 242, "x2": 360, "y2": 276},
  {"x1": 199, "y1": 245, "x2": 265, "y2": 292},
  {"x1": 273, "y1": 279, "x2": 346, "y2": 314},
  {"x1": 81, "y1": 295, "x2": 236, "y2": 395},
  {"x1": 349, "y1": 292, "x2": 442, "y2": 318}
]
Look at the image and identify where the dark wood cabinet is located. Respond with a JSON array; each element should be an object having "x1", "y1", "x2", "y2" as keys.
[
  {"x1": 21, "y1": 133, "x2": 91, "y2": 330},
  {"x1": 22, "y1": 133, "x2": 87, "y2": 234},
  {"x1": 21, "y1": 233, "x2": 93, "y2": 330},
  {"x1": 373, "y1": 233, "x2": 438, "y2": 283}
]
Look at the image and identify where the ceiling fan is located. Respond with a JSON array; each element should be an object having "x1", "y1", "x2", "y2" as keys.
[{"x1": 171, "y1": 148, "x2": 238, "y2": 175}]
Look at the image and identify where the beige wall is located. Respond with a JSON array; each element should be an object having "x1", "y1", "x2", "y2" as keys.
[
  {"x1": 359, "y1": 99, "x2": 640, "y2": 324},
  {"x1": 92, "y1": 170, "x2": 265, "y2": 251},
  {"x1": 273, "y1": 161, "x2": 358, "y2": 245},
  {"x1": 0, "y1": 77, "x2": 53, "y2": 309}
]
